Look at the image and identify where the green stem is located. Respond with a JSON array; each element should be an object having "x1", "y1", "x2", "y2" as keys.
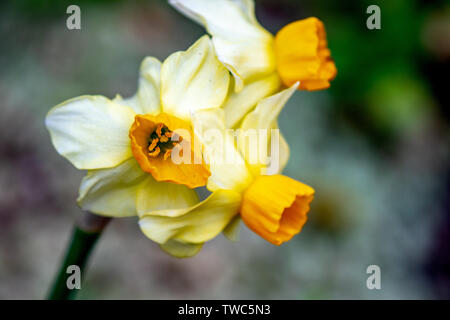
[{"x1": 47, "y1": 212, "x2": 111, "y2": 300}]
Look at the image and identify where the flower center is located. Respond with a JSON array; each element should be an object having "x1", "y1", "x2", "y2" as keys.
[
  {"x1": 128, "y1": 113, "x2": 210, "y2": 188},
  {"x1": 147, "y1": 123, "x2": 183, "y2": 160}
]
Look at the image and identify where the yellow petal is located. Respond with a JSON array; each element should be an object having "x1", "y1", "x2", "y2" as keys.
[
  {"x1": 237, "y1": 84, "x2": 297, "y2": 174},
  {"x1": 161, "y1": 36, "x2": 230, "y2": 122},
  {"x1": 45, "y1": 95, "x2": 135, "y2": 170},
  {"x1": 136, "y1": 177, "x2": 199, "y2": 217},
  {"x1": 222, "y1": 73, "x2": 281, "y2": 128},
  {"x1": 241, "y1": 174, "x2": 314, "y2": 245},
  {"x1": 139, "y1": 189, "x2": 241, "y2": 244},
  {"x1": 192, "y1": 108, "x2": 253, "y2": 193},
  {"x1": 113, "y1": 57, "x2": 162, "y2": 115},
  {"x1": 77, "y1": 158, "x2": 146, "y2": 217},
  {"x1": 275, "y1": 17, "x2": 337, "y2": 90},
  {"x1": 169, "y1": 0, "x2": 275, "y2": 89},
  {"x1": 160, "y1": 239, "x2": 203, "y2": 258}
]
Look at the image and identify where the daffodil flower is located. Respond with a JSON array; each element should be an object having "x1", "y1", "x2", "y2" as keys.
[
  {"x1": 170, "y1": 0, "x2": 337, "y2": 127},
  {"x1": 139, "y1": 83, "x2": 315, "y2": 255},
  {"x1": 46, "y1": 36, "x2": 235, "y2": 257}
]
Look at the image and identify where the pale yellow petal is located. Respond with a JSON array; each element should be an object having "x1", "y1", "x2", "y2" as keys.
[
  {"x1": 77, "y1": 158, "x2": 146, "y2": 217},
  {"x1": 45, "y1": 95, "x2": 135, "y2": 170},
  {"x1": 160, "y1": 239, "x2": 204, "y2": 258},
  {"x1": 222, "y1": 215, "x2": 242, "y2": 241},
  {"x1": 161, "y1": 36, "x2": 230, "y2": 122},
  {"x1": 239, "y1": 83, "x2": 298, "y2": 131},
  {"x1": 237, "y1": 84, "x2": 297, "y2": 174},
  {"x1": 278, "y1": 125, "x2": 290, "y2": 174},
  {"x1": 192, "y1": 108, "x2": 253, "y2": 193},
  {"x1": 169, "y1": 0, "x2": 275, "y2": 88},
  {"x1": 136, "y1": 177, "x2": 199, "y2": 218},
  {"x1": 114, "y1": 57, "x2": 162, "y2": 115},
  {"x1": 139, "y1": 189, "x2": 241, "y2": 244},
  {"x1": 223, "y1": 73, "x2": 281, "y2": 128}
]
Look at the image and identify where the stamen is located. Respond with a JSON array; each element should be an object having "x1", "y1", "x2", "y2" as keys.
[
  {"x1": 146, "y1": 123, "x2": 182, "y2": 159},
  {"x1": 128, "y1": 113, "x2": 211, "y2": 188},
  {"x1": 163, "y1": 149, "x2": 172, "y2": 160},
  {"x1": 148, "y1": 138, "x2": 159, "y2": 152},
  {"x1": 148, "y1": 146, "x2": 160, "y2": 157},
  {"x1": 156, "y1": 123, "x2": 163, "y2": 138}
]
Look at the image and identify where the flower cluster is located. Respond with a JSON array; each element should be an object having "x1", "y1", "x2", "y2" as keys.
[{"x1": 45, "y1": 0, "x2": 336, "y2": 257}]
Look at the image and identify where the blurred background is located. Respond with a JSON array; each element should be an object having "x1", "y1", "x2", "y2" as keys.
[{"x1": 0, "y1": 0, "x2": 449, "y2": 299}]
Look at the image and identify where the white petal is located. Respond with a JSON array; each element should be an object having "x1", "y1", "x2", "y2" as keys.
[
  {"x1": 46, "y1": 96, "x2": 135, "y2": 170},
  {"x1": 192, "y1": 108, "x2": 253, "y2": 193},
  {"x1": 114, "y1": 57, "x2": 162, "y2": 115},
  {"x1": 77, "y1": 158, "x2": 146, "y2": 217},
  {"x1": 230, "y1": 0, "x2": 257, "y2": 23},
  {"x1": 161, "y1": 36, "x2": 230, "y2": 122},
  {"x1": 139, "y1": 189, "x2": 241, "y2": 244},
  {"x1": 136, "y1": 177, "x2": 199, "y2": 218},
  {"x1": 169, "y1": 0, "x2": 275, "y2": 89},
  {"x1": 223, "y1": 73, "x2": 281, "y2": 128}
]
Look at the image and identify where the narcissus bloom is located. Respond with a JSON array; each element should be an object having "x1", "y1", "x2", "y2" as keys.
[
  {"x1": 139, "y1": 83, "x2": 315, "y2": 253},
  {"x1": 170, "y1": 0, "x2": 337, "y2": 126},
  {"x1": 46, "y1": 36, "x2": 236, "y2": 257}
]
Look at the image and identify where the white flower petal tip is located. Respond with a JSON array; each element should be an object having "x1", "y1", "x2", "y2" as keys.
[
  {"x1": 114, "y1": 57, "x2": 162, "y2": 115},
  {"x1": 222, "y1": 73, "x2": 281, "y2": 128}
]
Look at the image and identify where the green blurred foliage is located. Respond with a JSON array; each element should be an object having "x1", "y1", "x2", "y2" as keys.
[{"x1": 319, "y1": 0, "x2": 432, "y2": 139}]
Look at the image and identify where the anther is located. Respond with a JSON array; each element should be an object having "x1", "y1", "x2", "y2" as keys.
[
  {"x1": 148, "y1": 138, "x2": 159, "y2": 152},
  {"x1": 163, "y1": 149, "x2": 172, "y2": 160},
  {"x1": 156, "y1": 123, "x2": 164, "y2": 138},
  {"x1": 148, "y1": 146, "x2": 161, "y2": 157},
  {"x1": 147, "y1": 123, "x2": 182, "y2": 159}
]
